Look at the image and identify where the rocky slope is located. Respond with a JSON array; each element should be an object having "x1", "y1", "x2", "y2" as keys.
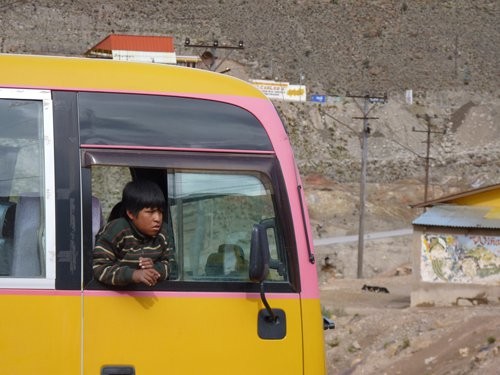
[
  {"x1": 1, "y1": 1, "x2": 498, "y2": 94},
  {"x1": 2, "y1": 1, "x2": 498, "y2": 184}
]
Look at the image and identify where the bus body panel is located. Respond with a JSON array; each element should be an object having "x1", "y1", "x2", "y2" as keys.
[
  {"x1": 0, "y1": 54, "x2": 266, "y2": 99},
  {"x1": 83, "y1": 292, "x2": 303, "y2": 374},
  {"x1": 301, "y1": 298, "x2": 328, "y2": 374},
  {"x1": 0, "y1": 292, "x2": 80, "y2": 374}
]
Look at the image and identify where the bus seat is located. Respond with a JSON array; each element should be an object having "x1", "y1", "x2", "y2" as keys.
[
  {"x1": 107, "y1": 200, "x2": 123, "y2": 222},
  {"x1": 205, "y1": 244, "x2": 247, "y2": 277},
  {"x1": 0, "y1": 201, "x2": 16, "y2": 275},
  {"x1": 11, "y1": 196, "x2": 41, "y2": 277},
  {"x1": 91, "y1": 196, "x2": 103, "y2": 246}
]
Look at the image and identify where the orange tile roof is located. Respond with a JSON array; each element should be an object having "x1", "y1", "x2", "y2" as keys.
[{"x1": 86, "y1": 34, "x2": 175, "y2": 54}]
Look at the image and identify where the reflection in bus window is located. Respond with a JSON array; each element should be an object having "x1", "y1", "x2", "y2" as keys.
[
  {"x1": 0, "y1": 99, "x2": 45, "y2": 277},
  {"x1": 168, "y1": 171, "x2": 287, "y2": 282}
]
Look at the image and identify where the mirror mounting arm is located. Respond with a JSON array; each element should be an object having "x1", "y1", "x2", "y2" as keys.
[{"x1": 259, "y1": 281, "x2": 277, "y2": 323}]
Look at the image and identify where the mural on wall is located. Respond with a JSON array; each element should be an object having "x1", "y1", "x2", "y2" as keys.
[{"x1": 421, "y1": 234, "x2": 500, "y2": 284}]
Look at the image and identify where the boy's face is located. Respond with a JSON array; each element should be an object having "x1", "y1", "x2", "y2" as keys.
[{"x1": 127, "y1": 207, "x2": 163, "y2": 237}]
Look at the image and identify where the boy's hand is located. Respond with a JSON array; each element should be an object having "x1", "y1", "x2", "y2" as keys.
[
  {"x1": 139, "y1": 257, "x2": 154, "y2": 269},
  {"x1": 132, "y1": 268, "x2": 160, "y2": 286}
]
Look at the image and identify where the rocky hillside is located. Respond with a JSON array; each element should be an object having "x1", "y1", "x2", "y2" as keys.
[
  {"x1": 2, "y1": 1, "x2": 497, "y2": 182},
  {"x1": 1, "y1": 1, "x2": 499, "y2": 266},
  {"x1": 1, "y1": 1, "x2": 498, "y2": 94}
]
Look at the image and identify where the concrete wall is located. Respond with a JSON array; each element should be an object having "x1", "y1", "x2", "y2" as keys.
[{"x1": 411, "y1": 227, "x2": 500, "y2": 307}]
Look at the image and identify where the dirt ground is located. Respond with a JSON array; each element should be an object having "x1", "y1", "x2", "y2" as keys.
[{"x1": 321, "y1": 274, "x2": 500, "y2": 375}]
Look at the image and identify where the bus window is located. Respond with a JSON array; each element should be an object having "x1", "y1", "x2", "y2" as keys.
[
  {"x1": 168, "y1": 170, "x2": 287, "y2": 282},
  {"x1": 0, "y1": 90, "x2": 55, "y2": 285},
  {"x1": 88, "y1": 164, "x2": 289, "y2": 286},
  {"x1": 79, "y1": 92, "x2": 272, "y2": 151}
]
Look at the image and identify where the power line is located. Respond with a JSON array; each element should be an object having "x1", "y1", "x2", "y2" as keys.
[
  {"x1": 379, "y1": 121, "x2": 423, "y2": 158},
  {"x1": 319, "y1": 110, "x2": 359, "y2": 137},
  {"x1": 321, "y1": 105, "x2": 422, "y2": 158}
]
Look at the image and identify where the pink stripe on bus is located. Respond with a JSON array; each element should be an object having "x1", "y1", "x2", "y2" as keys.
[
  {"x1": 0, "y1": 289, "x2": 79, "y2": 297},
  {"x1": 0, "y1": 289, "x2": 319, "y2": 299},
  {"x1": 82, "y1": 290, "x2": 301, "y2": 299},
  {"x1": 80, "y1": 144, "x2": 274, "y2": 154}
]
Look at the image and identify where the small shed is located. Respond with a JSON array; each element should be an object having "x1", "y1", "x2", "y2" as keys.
[
  {"x1": 84, "y1": 34, "x2": 176, "y2": 64},
  {"x1": 410, "y1": 184, "x2": 500, "y2": 306}
]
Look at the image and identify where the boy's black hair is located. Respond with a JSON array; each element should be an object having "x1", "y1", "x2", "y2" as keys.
[{"x1": 122, "y1": 180, "x2": 165, "y2": 216}]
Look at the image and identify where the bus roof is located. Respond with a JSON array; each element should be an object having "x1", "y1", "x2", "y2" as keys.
[{"x1": 0, "y1": 53, "x2": 267, "y2": 99}]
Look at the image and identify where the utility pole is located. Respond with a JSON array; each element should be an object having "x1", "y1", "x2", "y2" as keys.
[
  {"x1": 348, "y1": 93, "x2": 387, "y2": 279},
  {"x1": 412, "y1": 114, "x2": 445, "y2": 205},
  {"x1": 183, "y1": 37, "x2": 244, "y2": 72}
]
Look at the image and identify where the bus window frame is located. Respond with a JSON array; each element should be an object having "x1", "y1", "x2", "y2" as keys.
[
  {"x1": 81, "y1": 148, "x2": 300, "y2": 293},
  {"x1": 0, "y1": 88, "x2": 56, "y2": 289}
]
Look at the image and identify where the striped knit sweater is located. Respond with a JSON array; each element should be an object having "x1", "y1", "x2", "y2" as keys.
[{"x1": 93, "y1": 217, "x2": 175, "y2": 286}]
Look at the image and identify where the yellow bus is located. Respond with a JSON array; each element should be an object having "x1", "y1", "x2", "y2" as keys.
[{"x1": 0, "y1": 53, "x2": 329, "y2": 374}]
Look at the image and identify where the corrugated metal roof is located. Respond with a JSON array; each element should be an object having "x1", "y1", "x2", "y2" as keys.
[
  {"x1": 412, "y1": 205, "x2": 500, "y2": 229},
  {"x1": 85, "y1": 34, "x2": 175, "y2": 55}
]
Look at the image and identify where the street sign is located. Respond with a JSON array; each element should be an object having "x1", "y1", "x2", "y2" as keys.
[
  {"x1": 249, "y1": 80, "x2": 307, "y2": 101},
  {"x1": 310, "y1": 94, "x2": 326, "y2": 103}
]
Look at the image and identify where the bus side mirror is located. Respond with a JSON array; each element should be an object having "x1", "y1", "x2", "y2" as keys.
[
  {"x1": 249, "y1": 223, "x2": 285, "y2": 338},
  {"x1": 249, "y1": 224, "x2": 270, "y2": 282}
]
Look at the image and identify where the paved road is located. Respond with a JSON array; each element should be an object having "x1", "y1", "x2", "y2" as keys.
[{"x1": 313, "y1": 228, "x2": 413, "y2": 247}]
